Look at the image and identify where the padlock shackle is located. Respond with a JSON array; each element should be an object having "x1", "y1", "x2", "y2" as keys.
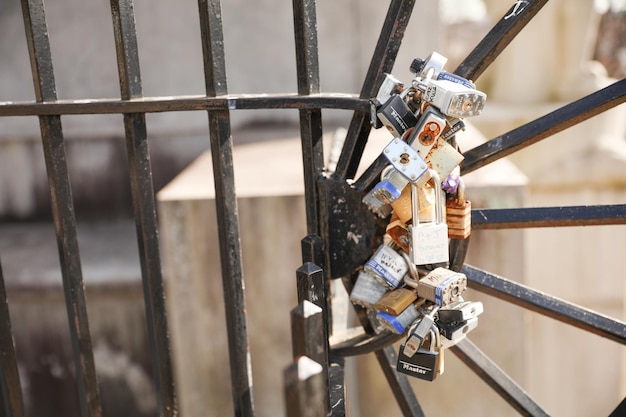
[{"x1": 411, "y1": 169, "x2": 442, "y2": 227}]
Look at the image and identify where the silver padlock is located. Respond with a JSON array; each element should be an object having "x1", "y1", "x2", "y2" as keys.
[
  {"x1": 350, "y1": 270, "x2": 389, "y2": 308},
  {"x1": 363, "y1": 242, "x2": 409, "y2": 289},
  {"x1": 406, "y1": 106, "x2": 447, "y2": 158},
  {"x1": 409, "y1": 171, "x2": 449, "y2": 266},
  {"x1": 402, "y1": 306, "x2": 439, "y2": 358},
  {"x1": 417, "y1": 267, "x2": 467, "y2": 307}
]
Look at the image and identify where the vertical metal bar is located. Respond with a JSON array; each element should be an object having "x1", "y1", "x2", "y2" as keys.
[
  {"x1": 332, "y1": 0, "x2": 416, "y2": 181},
  {"x1": 291, "y1": 301, "x2": 325, "y2": 367},
  {"x1": 0, "y1": 261, "x2": 25, "y2": 417},
  {"x1": 293, "y1": 0, "x2": 324, "y2": 235},
  {"x1": 284, "y1": 356, "x2": 326, "y2": 417},
  {"x1": 109, "y1": 1, "x2": 177, "y2": 415},
  {"x1": 197, "y1": 1, "x2": 255, "y2": 416},
  {"x1": 19, "y1": 2, "x2": 102, "y2": 416}
]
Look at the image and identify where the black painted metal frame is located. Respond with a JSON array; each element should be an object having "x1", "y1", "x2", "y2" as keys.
[{"x1": 0, "y1": 0, "x2": 625, "y2": 416}]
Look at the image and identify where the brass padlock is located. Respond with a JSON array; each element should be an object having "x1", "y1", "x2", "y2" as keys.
[
  {"x1": 375, "y1": 287, "x2": 418, "y2": 315},
  {"x1": 446, "y1": 178, "x2": 471, "y2": 239},
  {"x1": 390, "y1": 179, "x2": 436, "y2": 225},
  {"x1": 386, "y1": 213, "x2": 410, "y2": 253}
]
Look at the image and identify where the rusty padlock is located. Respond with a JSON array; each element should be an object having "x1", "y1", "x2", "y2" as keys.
[{"x1": 446, "y1": 178, "x2": 471, "y2": 239}]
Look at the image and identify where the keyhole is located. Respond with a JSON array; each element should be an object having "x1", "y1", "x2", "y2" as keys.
[{"x1": 400, "y1": 152, "x2": 411, "y2": 164}]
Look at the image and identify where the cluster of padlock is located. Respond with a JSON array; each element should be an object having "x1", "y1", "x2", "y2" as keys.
[{"x1": 351, "y1": 52, "x2": 487, "y2": 381}]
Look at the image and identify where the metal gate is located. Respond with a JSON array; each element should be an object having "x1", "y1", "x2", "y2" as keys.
[{"x1": 1, "y1": 0, "x2": 626, "y2": 416}]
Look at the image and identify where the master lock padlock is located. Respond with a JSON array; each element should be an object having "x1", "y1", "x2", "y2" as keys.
[
  {"x1": 409, "y1": 170, "x2": 449, "y2": 266},
  {"x1": 397, "y1": 324, "x2": 443, "y2": 381}
]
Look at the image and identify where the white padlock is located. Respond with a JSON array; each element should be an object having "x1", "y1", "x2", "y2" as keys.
[{"x1": 409, "y1": 170, "x2": 449, "y2": 266}]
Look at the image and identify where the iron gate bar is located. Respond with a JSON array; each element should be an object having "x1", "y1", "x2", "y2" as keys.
[
  {"x1": 453, "y1": 0, "x2": 549, "y2": 81},
  {"x1": 0, "y1": 94, "x2": 367, "y2": 116},
  {"x1": 0, "y1": 261, "x2": 25, "y2": 417},
  {"x1": 332, "y1": 0, "x2": 416, "y2": 182},
  {"x1": 472, "y1": 204, "x2": 626, "y2": 229},
  {"x1": 198, "y1": 0, "x2": 255, "y2": 416},
  {"x1": 462, "y1": 265, "x2": 626, "y2": 344},
  {"x1": 461, "y1": 78, "x2": 626, "y2": 175},
  {"x1": 293, "y1": 0, "x2": 324, "y2": 236},
  {"x1": 109, "y1": 0, "x2": 177, "y2": 415},
  {"x1": 19, "y1": 1, "x2": 103, "y2": 416},
  {"x1": 450, "y1": 339, "x2": 550, "y2": 417}
]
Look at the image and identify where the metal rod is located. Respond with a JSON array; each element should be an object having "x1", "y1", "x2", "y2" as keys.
[
  {"x1": 461, "y1": 78, "x2": 626, "y2": 175},
  {"x1": 462, "y1": 264, "x2": 626, "y2": 344},
  {"x1": 332, "y1": 0, "x2": 416, "y2": 181},
  {"x1": 0, "y1": 261, "x2": 25, "y2": 417},
  {"x1": 472, "y1": 205, "x2": 626, "y2": 229},
  {"x1": 19, "y1": 1, "x2": 102, "y2": 416},
  {"x1": 110, "y1": 1, "x2": 177, "y2": 414},
  {"x1": 284, "y1": 356, "x2": 326, "y2": 417},
  {"x1": 453, "y1": 0, "x2": 549, "y2": 81},
  {"x1": 0, "y1": 94, "x2": 366, "y2": 117},
  {"x1": 450, "y1": 338, "x2": 550, "y2": 417},
  {"x1": 293, "y1": 0, "x2": 324, "y2": 235},
  {"x1": 198, "y1": 1, "x2": 255, "y2": 416}
]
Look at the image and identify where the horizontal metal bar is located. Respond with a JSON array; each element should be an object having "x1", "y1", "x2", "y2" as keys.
[
  {"x1": 450, "y1": 338, "x2": 549, "y2": 417},
  {"x1": 461, "y1": 78, "x2": 626, "y2": 175},
  {"x1": 0, "y1": 93, "x2": 366, "y2": 117},
  {"x1": 330, "y1": 330, "x2": 402, "y2": 357},
  {"x1": 472, "y1": 205, "x2": 626, "y2": 229},
  {"x1": 462, "y1": 265, "x2": 626, "y2": 344}
]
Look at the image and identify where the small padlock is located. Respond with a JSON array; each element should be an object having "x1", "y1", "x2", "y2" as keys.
[
  {"x1": 350, "y1": 270, "x2": 389, "y2": 308},
  {"x1": 376, "y1": 303, "x2": 419, "y2": 334},
  {"x1": 424, "y1": 136, "x2": 464, "y2": 182},
  {"x1": 438, "y1": 300, "x2": 483, "y2": 323},
  {"x1": 396, "y1": 324, "x2": 443, "y2": 381},
  {"x1": 375, "y1": 287, "x2": 418, "y2": 315},
  {"x1": 446, "y1": 178, "x2": 471, "y2": 239},
  {"x1": 402, "y1": 306, "x2": 439, "y2": 358},
  {"x1": 377, "y1": 94, "x2": 419, "y2": 138},
  {"x1": 386, "y1": 214, "x2": 410, "y2": 253},
  {"x1": 439, "y1": 317, "x2": 478, "y2": 348},
  {"x1": 363, "y1": 242, "x2": 409, "y2": 289},
  {"x1": 409, "y1": 171, "x2": 449, "y2": 266},
  {"x1": 406, "y1": 106, "x2": 447, "y2": 158},
  {"x1": 390, "y1": 178, "x2": 436, "y2": 225},
  {"x1": 417, "y1": 267, "x2": 467, "y2": 306}
]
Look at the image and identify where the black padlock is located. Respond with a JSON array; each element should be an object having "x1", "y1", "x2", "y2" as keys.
[{"x1": 396, "y1": 326, "x2": 442, "y2": 381}]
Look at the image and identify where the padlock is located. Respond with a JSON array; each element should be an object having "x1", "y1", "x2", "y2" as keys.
[
  {"x1": 438, "y1": 300, "x2": 483, "y2": 323},
  {"x1": 377, "y1": 94, "x2": 419, "y2": 137},
  {"x1": 417, "y1": 267, "x2": 467, "y2": 306},
  {"x1": 402, "y1": 306, "x2": 439, "y2": 358},
  {"x1": 350, "y1": 270, "x2": 389, "y2": 308},
  {"x1": 383, "y1": 137, "x2": 430, "y2": 184},
  {"x1": 396, "y1": 325, "x2": 443, "y2": 381},
  {"x1": 386, "y1": 214, "x2": 410, "y2": 253},
  {"x1": 439, "y1": 317, "x2": 478, "y2": 348},
  {"x1": 446, "y1": 178, "x2": 471, "y2": 239},
  {"x1": 362, "y1": 163, "x2": 409, "y2": 218},
  {"x1": 423, "y1": 136, "x2": 464, "y2": 183},
  {"x1": 390, "y1": 178, "x2": 436, "y2": 225},
  {"x1": 406, "y1": 106, "x2": 446, "y2": 158},
  {"x1": 376, "y1": 303, "x2": 419, "y2": 335},
  {"x1": 375, "y1": 287, "x2": 418, "y2": 315},
  {"x1": 409, "y1": 171, "x2": 449, "y2": 266},
  {"x1": 363, "y1": 242, "x2": 409, "y2": 289}
]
